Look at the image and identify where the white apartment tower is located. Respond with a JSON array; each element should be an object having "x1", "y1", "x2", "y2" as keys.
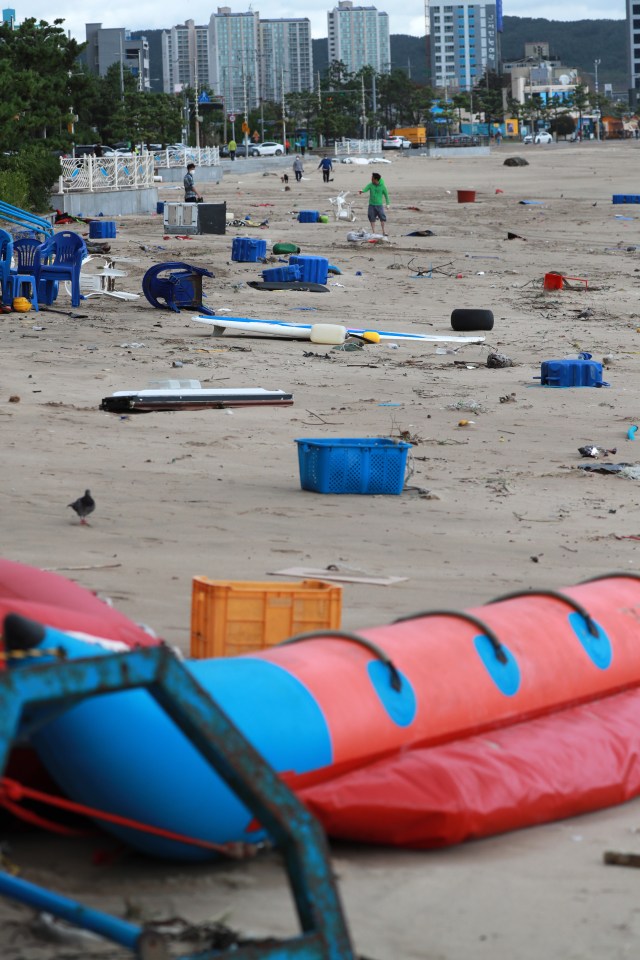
[
  {"x1": 628, "y1": 0, "x2": 640, "y2": 107},
  {"x1": 161, "y1": 20, "x2": 210, "y2": 94},
  {"x1": 208, "y1": 7, "x2": 260, "y2": 112},
  {"x1": 328, "y1": 1, "x2": 391, "y2": 75},
  {"x1": 259, "y1": 18, "x2": 313, "y2": 103},
  {"x1": 428, "y1": 1, "x2": 501, "y2": 92}
]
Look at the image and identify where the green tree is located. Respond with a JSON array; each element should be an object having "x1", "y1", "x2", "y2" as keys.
[{"x1": 0, "y1": 18, "x2": 86, "y2": 151}]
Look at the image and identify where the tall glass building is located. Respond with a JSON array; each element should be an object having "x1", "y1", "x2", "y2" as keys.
[
  {"x1": 428, "y1": 0, "x2": 501, "y2": 92},
  {"x1": 327, "y1": 1, "x2": 391, "y2": 74},
  {"x1": 208, "y1": 7, "x2": 260, "y2": 112},
  {"x1": 628, "y1": 0, "x2": 640, "y2": 107}
]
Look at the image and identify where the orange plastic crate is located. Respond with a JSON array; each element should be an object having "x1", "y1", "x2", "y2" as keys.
[{"x1": 190, "y1": 578, "x2": 343, "y2": 659}]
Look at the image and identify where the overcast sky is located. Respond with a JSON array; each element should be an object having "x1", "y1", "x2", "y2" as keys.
[{"x1": 18, "y1": 2, "x2": 626, "y2": 43}]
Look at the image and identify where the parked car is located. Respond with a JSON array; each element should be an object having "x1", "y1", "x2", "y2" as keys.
[
  {"x1": 249, "y1": 141, "x2": 285, "y2": 156},
  {"x1": 381, "y1": 135, "x2": 412, "y2": 150},
  {"x1": 523, "y1": 130, "x2": 553, "y2": 145}
]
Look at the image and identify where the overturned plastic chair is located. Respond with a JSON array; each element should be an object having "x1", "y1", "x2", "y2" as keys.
[
  {"x1": 329, "y1": 191, "x2": 357, "y2": 223},
  {"x1": 142, "y1": 261, "x2": 215, "y2": 315},
  {"x1": 34, "y1": 231, "x2": 88, "y2": 309}
]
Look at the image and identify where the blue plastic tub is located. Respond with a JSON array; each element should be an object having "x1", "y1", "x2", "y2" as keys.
[
  {"x1": 612, "y1": 195, "x2": 640, "y2": 204},
  {"x1": 262, "y1": 265, "x2": 302, "y2": 282},
  {"x1": 538, "y1": 359, "x2": 608, "y2": 388},
  {"x1": 156, "y1": 201, "x2": 165, "y2": 215},
  {"x1": 231, "y1": 237, "x2": 267, "y2": 262},
  {"x1": 295, "y1": 438, "x2": 412, "y2": 495},
  {"x1": 89, "y1": 221, "x2": 116, "y2": 239},
  {"x1": 289, "y1": 255, "x2": 329, "y2": 285},
  {"x1": 298, "y1": 210, "x2": 320, "y2": 223}
]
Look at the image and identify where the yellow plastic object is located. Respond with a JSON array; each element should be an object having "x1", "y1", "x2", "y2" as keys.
[
  {"x1": 12, "y1": 297, "x2": 31, "y2": 312},
  {"x1": 190, "y1": 578, "x2": 343, "y2": 659},
  {"x1": 362, "y1": 331, "x2": 381, "y2": 343}
]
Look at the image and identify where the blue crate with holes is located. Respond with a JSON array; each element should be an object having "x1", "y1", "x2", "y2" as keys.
[
  {"x1": 295, "y1": 438, "x2": 412, "y2": 495},
  {"x1": 289, "y1": 255, "x2": 329, "y2": 284},
  {"x1": 231, "y1": 237, "x2": 267, "y2": 262},
  {"x1": 612, "y1": 195, "x2": 640, "y2": 204},
  {"x1": 89, "y1": 220, "x2": 116, "y2": 239},
  {"x1": 262, "y1": 264, "x2": 302, "y2": 282},
  {"x1": 297, "y1": 210, "x2": 320, "y2": 223}
]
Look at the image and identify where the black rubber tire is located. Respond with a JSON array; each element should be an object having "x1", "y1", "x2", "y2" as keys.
[
  {"x1": 275, "y1": 149, "x2": 283, "y2": 156},
  {"x1": 450, "y1": 308, "x2": 494, "y2": 331}
]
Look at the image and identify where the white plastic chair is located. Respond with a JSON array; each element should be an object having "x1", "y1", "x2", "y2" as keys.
[{"x1": 329, "y1": 191, "x2": 357, "y2": 222}]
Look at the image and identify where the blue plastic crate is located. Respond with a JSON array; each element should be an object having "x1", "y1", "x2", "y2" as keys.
[
  {"x1": 612, "y1": 195, "x2": 640, "y2": 204},
  {"x1": 538, "y1": 359, "x2": 608, "y2": 388},
  {"x1": 295, "y1": 438, "x2": 412, "y2": 495},
  {"x1": 156, "y1": 201, "x2": 165, "y2": 215},
  {"x1": 298, "y1": 210, "x2": 320, "y2": 223},
  {"x1": 289, "y1": 255, "x2": 329, "y2": 284},
  {"x1": 262, "y1": 264, "x2": 302, "y2": 282},
  {"x1": 232, "y1": 237, "x2": 267, "y2": 262},
  {"x1": 89, "y1": 220, "x2": 116, "y2": 239}
]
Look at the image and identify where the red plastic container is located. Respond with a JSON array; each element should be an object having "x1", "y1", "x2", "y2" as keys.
[
  {"x1": 457, "y1": 190, "x2": 476, "y2": 203},
  {"x1": 543, "y1": 272, "x2": 564, "y2": 291}
]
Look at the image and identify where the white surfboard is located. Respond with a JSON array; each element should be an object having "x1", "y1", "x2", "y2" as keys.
[{"x1": 192, "y1": 315, "x2": 486, "y2": 344}]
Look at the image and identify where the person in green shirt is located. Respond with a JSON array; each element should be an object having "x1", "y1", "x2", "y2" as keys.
[{"x1": 359, "y1": 172, "x2": 390, "y2": 236}]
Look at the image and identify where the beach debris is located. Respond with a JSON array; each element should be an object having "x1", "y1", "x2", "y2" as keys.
[
  {"x1": 578, "y1": 445, "x2": 617, "y2": 458},
  {"x1": 577, "y1": 308, "x2": 595, "y2": 320},
  {"x1": 68, "y1": 489, "x2": 95, "y2": 525},
  {"x1": 507, "y1": 231, "x2": 527, "y2": 241},
  {"x1": 603, "y1": 850, "x2": 640, "y2": 869},
  {"x1": 503, "y1": 157, "x2": 529, "y2": 166},
  {"x1": 487, "y1": 352, "x2": 513, "y2": 368},
  {"x1": 578, "y1": 463, "x2": 640, "y2": 478},
  {"x1": 458, "y1": 419, "x2": 475, "y2": 427},
  {"x1": 627, "y1": 425, "x2": 638, "y2": 440},
  {"x1": 100, "y1": 387, "x2": 294, "y2": 414},
  {"x1": 499, "y1": 392, "x2": 517, "y2": 403},
  {"x1": 446, "y1": 399, "x2": 486, "y2": 414},
  {"x1": 270, "y1": 565, "x2": 408, "y2": 585},
  {"x1": 142, "y1": 262, "x2": 216, "y2": 316}
]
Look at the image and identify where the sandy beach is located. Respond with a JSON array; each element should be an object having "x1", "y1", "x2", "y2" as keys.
[{"x1": 2, "y1": 140, "x2": 640, "y2": 958}]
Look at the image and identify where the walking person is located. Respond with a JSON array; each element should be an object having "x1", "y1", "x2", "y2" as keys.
[
  {"x1": 317, "y1": 155, "x2": 333, "y2": 183},
  {"x1": 183, "y1": 162, "x2": 203, "y2": 203},
  {"x1": 359, "y1": 171, "x2": 389, "y2": 236},
  {"x1": 228, "y1": 138, "x2": 237, "y2": 161},
  {"x1": 293, "y1": 155, "x2": 304, "y2": 182}
]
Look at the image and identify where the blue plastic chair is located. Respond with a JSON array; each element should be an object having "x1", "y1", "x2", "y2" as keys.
[
  {"x1": 34, "y1": 231, "x2": 87, "y2": 308},
  {"x1": 142, "y1": 261, "x2": 215, "y2": 315},
  {"x1": 0, "y1": 228, "x2": 14, "y2": 303},
  {"x1": 5, "y1": 237, "x2": 41, "y2": 310}
]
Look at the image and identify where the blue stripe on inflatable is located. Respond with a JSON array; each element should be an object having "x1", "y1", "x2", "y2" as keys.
[
  {"x1": 28, "y1": 628, "x2": 333, "y2": 859},
  {"x1": 474, "y1": 634, "x2": 521, "y2": 696},
  {"x1": 568, "y1": 612, "x2": 612, "y2": 670}
]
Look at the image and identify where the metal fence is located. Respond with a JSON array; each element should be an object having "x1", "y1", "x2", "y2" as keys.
[
  {"x1": 151, "y1": 146, "x2": 221, "y2": 168},
  {"x1": 59, "y1": 154, "x2": 156, "y2": 194},
  {"x1": 333, "y1": 140, "x2": 382, "y2": 156}
]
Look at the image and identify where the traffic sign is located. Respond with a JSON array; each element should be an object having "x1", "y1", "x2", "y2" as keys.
[{"x1": 228, "y1": 113, "x2": 236, "y2": 122}]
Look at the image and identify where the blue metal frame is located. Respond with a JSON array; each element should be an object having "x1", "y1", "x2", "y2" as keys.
[{"x1": 0, "y1": 643, "x2": 355, "y2": 960}]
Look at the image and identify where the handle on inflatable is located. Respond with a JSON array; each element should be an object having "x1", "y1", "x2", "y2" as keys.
[
  {"x1": 279, "y1": 629, "x2": 403, "y2": 691},
  {"x1": 487, "y1": 589, "x2": 600, "y2": 638},
  {"x1": 393, "y1": 610, "x2": 508, "y2": 665}
]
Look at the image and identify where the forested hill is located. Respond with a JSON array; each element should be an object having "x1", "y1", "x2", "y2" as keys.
[{"x1": 312, "y1": 17, "x2": 627, "y2": 87}]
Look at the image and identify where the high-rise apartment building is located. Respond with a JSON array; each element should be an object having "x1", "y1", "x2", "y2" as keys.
[
  {"x1": 208, "y1": 7, "x2": 260, "y2": 113},
  {"x1": 327, "y1": 1, "x2": 391, "y2": 75},
  {"x1": 258, "y1": 18, "x2": 313, "y2": 103},
  {"x1": 161, "y1": 20, "x2": 210, "y2": 95},
  {"x1": 427, "y1": 1, "x2": 501, "y2": 93},
  {"x1": 2, "y1": 8, "x2": 16, "y2": 28},
  {"x1": 628, "y1": 0, "x2": 640, "y2": 107},
  {"x1": 85, "y1": 23, "x2": 150, "y2": 91}
]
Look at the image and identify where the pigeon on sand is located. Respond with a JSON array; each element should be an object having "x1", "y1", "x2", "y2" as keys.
[{"x1": 68, "y1": 489, "x2": 95, "y2": 525}]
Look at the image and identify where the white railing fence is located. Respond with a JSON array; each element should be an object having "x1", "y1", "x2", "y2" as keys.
[
  {"x1": 59, "y1": 147, "x2": 221, "y2": 194},
  {"x1": 59, "y1": 154, "x2": 155, "y2": 194},
  {"x1": 151, "y1": 146, "x2": 220, "y2": 169},
  {"x1": 333, "y1": 140, "x2": 382, "y2": 156}
]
